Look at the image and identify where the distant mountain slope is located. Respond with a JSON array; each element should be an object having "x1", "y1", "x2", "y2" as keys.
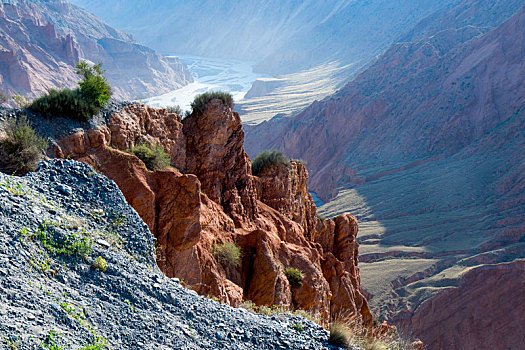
[
  {"x1": 0, "y1": 0, "x2": 192, "y2": 100},
  {"x1": 69, "y1": 0, "x2": 457, "y2": 76},
  {"x1": 245, "y1": 3, "x2": 525, "y2": 349}
]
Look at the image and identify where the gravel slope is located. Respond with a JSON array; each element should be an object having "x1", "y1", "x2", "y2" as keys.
[{"x1": 0, "y1": 159, "x2": 333, "y2": 349}]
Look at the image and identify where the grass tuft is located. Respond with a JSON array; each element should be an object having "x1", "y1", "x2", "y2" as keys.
[
  {"x1": 212, "y1": 241, "x2": 241, "y2": 268},
  {"x1": 0, "y1": 116, "x2": 47, "y2": 175},
  {"x1": 190, "y1": 91, "x2": 234, "y2": 114},
  {"x1": 251, "y1": 150, "x2": 291, "y2": 176},
  {"x1": 127, "y1": 142, "x2": 171, "y2": 171},
  {"x1": 329, "y1": 322, "x2": 351, "y2": 348}
]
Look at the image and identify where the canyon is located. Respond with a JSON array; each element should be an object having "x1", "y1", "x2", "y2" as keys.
[
  {"x1": 69, "y1": 0, "x2": 461, "y2": 123},
  {"x1": 0, "y1": 0, "x2": 192, "y2": 101},
  {"x1": 46, "y1": 100, "x2": 375, "y2": 328},
  {"x1": 1, "y1": 0, "x2": 524, "y2": 347},
  {"x1": 245, "y1": 2, "x2": 525, "y2": 348}
]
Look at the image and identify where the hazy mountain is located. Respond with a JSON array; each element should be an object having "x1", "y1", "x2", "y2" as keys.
[
  {"x1": 68, "y1": 0, "x2": 459, "y2": 76},
  {"x1": 0, "y1": 0, "x2": 192, "y2": 100},
  {"x1": 245, "y1": 2, "x2": 525, "y2": 348}
]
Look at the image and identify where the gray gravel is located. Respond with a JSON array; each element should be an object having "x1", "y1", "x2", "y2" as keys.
[{"x1": 0, "y1": 159, "x2": 334, "y2": 349}]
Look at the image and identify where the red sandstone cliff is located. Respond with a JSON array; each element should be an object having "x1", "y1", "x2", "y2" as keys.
[{"x1": 52, "y1": 101, "x2": 372, "y2": 325}]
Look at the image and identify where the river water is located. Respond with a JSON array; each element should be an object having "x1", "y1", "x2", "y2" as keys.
[{"x1": 144, "y1": 55, "x2": 269, "y2": 112}]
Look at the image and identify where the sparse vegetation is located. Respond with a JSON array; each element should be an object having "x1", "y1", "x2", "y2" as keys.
[
  {"x1": 0, "y1": 92, "x2": 8, "y2": 105},
  {"x1": 291, "y1": 323, "x2": 305, "y2": 332},
  {"x1": 4, "y1": 336, "x2": 21, "y2": 349},
  {"x1": 284, "y1": 267, "x2": 304, "y2": 287},
  {"x1": 257, "y1": 304, "x2": 288, "y2": 316},
  {"x1": 29, "y1": 62, "x2": 111, "y2": 121},
  {"x1": 12, "y1": 93, "x2": 31, "y2": 108},
  {"x1": 127, "y1": 142, "x2": 171, "y2": 171},
  {"x1": 165, "y1": 105, "x2": 182, "y2": 115},
  {"x1": 212, "y1": 241, "x2": 241, "y2": 267},
  {"x1": 239, "y1": 300, "x2": 257, "y2": 312},
  {"x1": 0, "y1": 116, "x2": 48, "y2": 175},
  {"x1": 41, "y1": 330, "x2": 62, "y2": 350},
  {"x1": 75, "y1": 62, "x2": 112, "y2": 108},
  {"x1": 329, "y1": 317, "x2": 421, "y2": 350},
  {"x1": 1, "y1": 177, "x2": 30, "y2": 196},
  {"x1": 93, "y1": 256, "x2": 108, "y2": 272},
  {"x1": 190, "y1": 91, "x2": 234, "y2": 114},
  {"x1": 28, "y1": 220, "x2": 92, "y2": 259},
  {"x1": 329, "y1": 322, "x2": 351, "y2": 348},
  {"x1": 29, "y1": 88, "x2": 99, "y2": 121},
  {"x1": 251, "y1": 150, "x2": 291, "y2": 176}
]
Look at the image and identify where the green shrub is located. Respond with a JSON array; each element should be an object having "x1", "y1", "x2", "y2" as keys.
[
  {"x1": 212, "y1": 241, "x2": 241, "y2": 267},
  {"x1": 165, "y1": 105, "x2": 182, "y2": 115},
  {"x1": 75, "y1": 62, "x2": 112, "y2": 108},
  {"x1": 12, "y1": 93, "x2": 31, "y2": 108},
  {"x1": 29, "y1": 88, "x2": 99, "y2": 121},
  {"x1": 28, "y1": 62, "x2": 111, "y2": 121},
  {"x1": 251, "y1": 150, "x2": 291, "y2": 176},
  {"x1": 127, "y1": 142, "x2": 171, "y2": 171},
  {"x1": 239, "y1": 300, "x2": 257, "y2": 312},
  {"x1": 0, "y1": 116, "x2": 47, "y2": 175},
  {"x1": 92, "y1": 256, "x2": 107, "y2": 272},
  {"x1": 329, "y1": 322, "x2": 351, "y2": 348},
  {"x1": 284, "y1": 267, "x2": 304, "y2": 287},
  {"x1": 190, "y1": 91, "x2": 234, "y2": 114}
]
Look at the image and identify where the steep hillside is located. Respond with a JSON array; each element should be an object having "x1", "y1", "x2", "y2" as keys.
[
  {"x1": 0, "y1": 0, "x2": 192, "y2": 101},
  {"x1": 245, "y1": 4, "x2": 525, "y2": 348},
  {"x1": 69, "y1": 0, "x2": 456, "y2": 76},
  {"x1": 0, "y1": 159, "x2": 331, "y2": 349}
]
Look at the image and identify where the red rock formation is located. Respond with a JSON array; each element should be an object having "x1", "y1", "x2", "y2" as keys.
[
  {"x1": 245, "y1": 4, "x2": 525, "y2": 347},
  {"x1": 397, "y1": 261, "x2": 525, "y2": 350},
  {"x1": 53, "y1": 101, "x2": 372, "y2": 325}
]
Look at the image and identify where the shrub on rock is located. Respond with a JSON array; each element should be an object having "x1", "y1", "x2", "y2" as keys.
[
  {"x1": 28, "y1": 62, "x2": 112, "y2": 121},
  {"x1": 127, "y1": 142, "x2": 171, "y2": 171},
  {"x1": 0, "y1": 116, "x2": 47, "y2": 175},
  {"x1": 190, "y1": 91, "x2": 234, "y2": 114},
  {"x1": 284, "y1": 267, "x2": 304, "y2": 287},
  {"x1": 251, "y1": 150, "x2": 291, "y2": 176},
  {"x1": 212, "y1": 241, "x2": 241, "y2": 268}
]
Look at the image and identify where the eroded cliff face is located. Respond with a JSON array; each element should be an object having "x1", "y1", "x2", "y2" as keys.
[
  {"x1": 0, "y1": 0, "x2": 192, "y2": 101},
  {"x1": 245, "y1": 4, "x2": 525, "y2": 347},
  {"x1": 52, "y1": 100, "x2": 372, "y2": 324}
]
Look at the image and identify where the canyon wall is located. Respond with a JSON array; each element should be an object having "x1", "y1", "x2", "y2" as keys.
[
  {"x1": 245, "y1": 3, "x2": 525, "y2": 348},
  {"x1": 51, "y1": 101, "x2": 372, "y2": 325},
  {"x1": 69, "y1": 0, "x2": 457, "y2": 76}
]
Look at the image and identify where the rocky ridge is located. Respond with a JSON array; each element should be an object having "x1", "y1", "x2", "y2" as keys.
[
  {"x1": 2, "y1": 99, "x2": 374, "y2": 329},
  {"x1": 0, "y1": 159, "x2": 335, "y2": 349},
  {"x1": 0, "y1": 0, "x2": 192, "y2": 101}
]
